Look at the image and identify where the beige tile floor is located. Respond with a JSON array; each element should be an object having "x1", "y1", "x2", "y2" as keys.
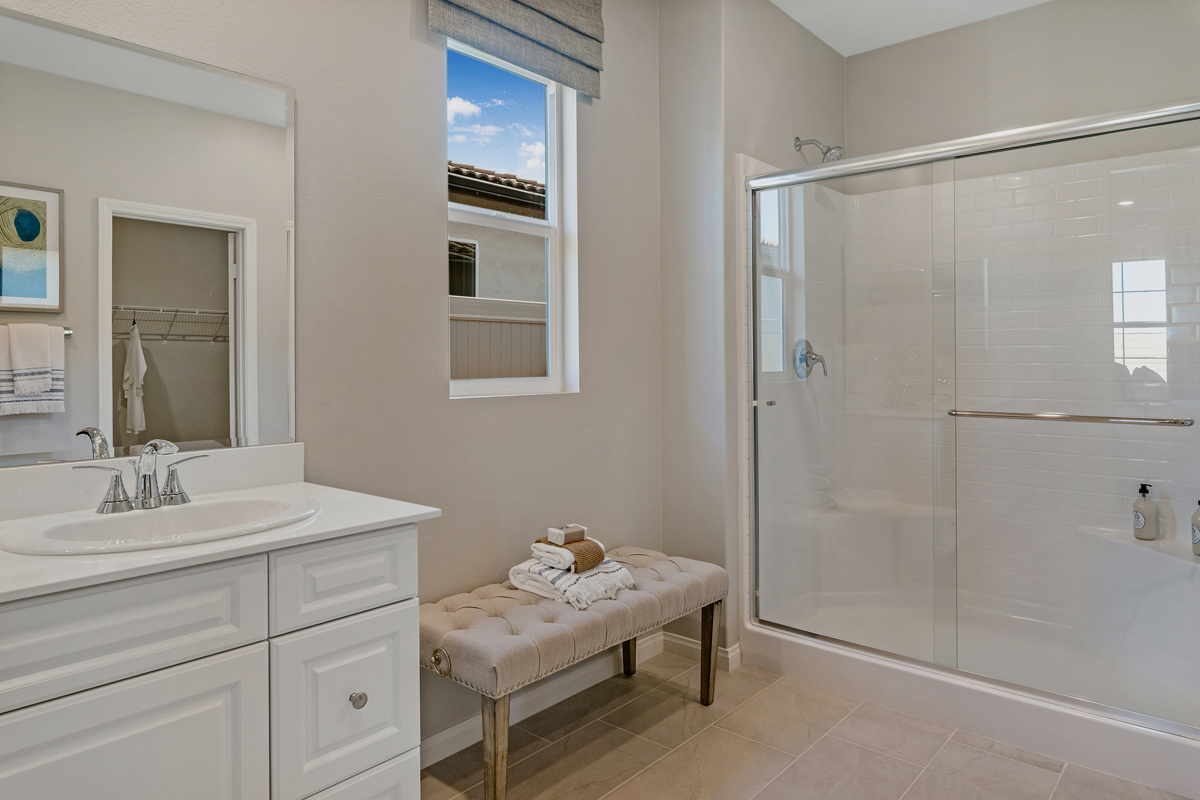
[{"x1": 421, "y1": 652, "x2": 1193, "y2": 800}]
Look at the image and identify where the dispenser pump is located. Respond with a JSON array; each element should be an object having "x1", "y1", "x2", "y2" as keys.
[{"x1": 1140, "y1": 483, "x2": 1152, "y2": 496}]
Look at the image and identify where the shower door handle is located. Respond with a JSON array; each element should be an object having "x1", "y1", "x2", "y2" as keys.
[{"x1": 794, "y1": 340, "x2": 827, "y2": 378}]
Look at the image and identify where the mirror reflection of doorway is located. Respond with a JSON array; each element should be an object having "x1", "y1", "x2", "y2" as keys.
[{"x1": 110, "y1": 217, "x2": 232, "y2": 451}]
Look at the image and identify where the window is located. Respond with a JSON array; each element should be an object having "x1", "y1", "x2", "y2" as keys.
[
  {"x1": 446, "y1": 42, "x2": 577, "y2": 396},
  {"x1": 448, "y1": 239, "x2": 477, "y2": 297},
  {"x1": 1113, "y1": 259, "x2": 1167, "y2": 381}
]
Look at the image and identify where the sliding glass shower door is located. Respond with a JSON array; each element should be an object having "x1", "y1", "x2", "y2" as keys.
[
  {"x1": 950, "y1": 120, "x2": 1200, "y2": 730},
  {"x1": 754, "y1": 162, "x2": 958, "y2": 666},
  {"x1": 754, "y1": 116, "x2": 1200, "y2": 734}
]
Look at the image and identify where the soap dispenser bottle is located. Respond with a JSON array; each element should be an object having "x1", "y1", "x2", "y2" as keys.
[
  {"x1": 1134, "y1": 484, "x2": 1158, "y2": 541},
  {"x1": 1191, "y1": 501, "x2": 1200, "y2": 556}
]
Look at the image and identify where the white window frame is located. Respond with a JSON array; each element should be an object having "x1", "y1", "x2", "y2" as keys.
[
  {"x1": 448, "y1": 235, "x2": 480, "y2": 298},
  {"x1": 447, "y1": 40, "x2": 579, "y2": 398}
]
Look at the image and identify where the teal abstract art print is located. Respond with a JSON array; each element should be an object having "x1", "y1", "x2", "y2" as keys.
[{"x1": 0, "y1": 183, "x2": 62, "y2": 312}]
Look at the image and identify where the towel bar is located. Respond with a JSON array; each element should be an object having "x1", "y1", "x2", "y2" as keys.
[{"x1": 948, "y1": 409, "x2": 1194, "y2": 426}]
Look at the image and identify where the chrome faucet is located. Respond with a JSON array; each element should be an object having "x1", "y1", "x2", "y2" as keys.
[
  {"x1": 76, "y1": 427, "x2": 111, "y2": 460},
  {"x1": 133, "y1": 439, "x2": 179, "y2": 509}
]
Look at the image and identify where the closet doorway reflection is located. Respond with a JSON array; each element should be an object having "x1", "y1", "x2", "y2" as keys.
[{"x1": 99, "y1": 199, "x2": 260, "y2": 454}]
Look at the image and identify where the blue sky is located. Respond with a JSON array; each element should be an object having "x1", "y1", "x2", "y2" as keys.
[{"x1": 447, "y1": 50, "x2": 547, "y2": 183}]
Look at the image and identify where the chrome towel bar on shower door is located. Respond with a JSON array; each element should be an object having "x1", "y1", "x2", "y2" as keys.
[{"x1": 948, "y1": 409, "x2": 1195, "y2": 426}]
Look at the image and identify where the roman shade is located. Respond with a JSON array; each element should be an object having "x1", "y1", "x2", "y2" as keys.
[{"x1": 430, "y1": 0, "x2": 604, "y2": 97}]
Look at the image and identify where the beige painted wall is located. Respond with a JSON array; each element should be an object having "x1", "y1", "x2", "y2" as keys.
[
  {"x1": 846, "y1": 0, "x2": 1200, "y2": 157},
  {"x1": 658, "y1": 0, "x2": 845, "y2": 645},
  {"x1": 0, "y1": 60, "x2": 290, "y2": 460},
  {"x1": 3, "y1": 0, "x2": 664, "y2": 739}
]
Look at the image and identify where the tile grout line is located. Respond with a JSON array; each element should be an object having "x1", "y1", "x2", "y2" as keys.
[
  {"x1": 439, "y1": 656, "x2": 708, "y2": 799},
  {"x1": 592, "y1": 668, "x2": 780, "y2": 800},
  {"x1": 949, "y1": 735, "x2": 1065, "y2": 776},
  {"x1": 745, "y1": 699, "x2": 865, "y2": 800},
  {"x1": 1047, "y1": 761, "x2": 1068, "y2": 800},
  {"x1": 896, "y1": 731, "x2": 954, "y2": 800}
]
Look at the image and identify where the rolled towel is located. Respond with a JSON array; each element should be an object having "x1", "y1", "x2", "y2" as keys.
[
  {"x1": 509, "y1": 557, "x2": 636, "y2": 610},
  {"x1": 533, "y1": 536, "x2": 605, "y2": 573}
]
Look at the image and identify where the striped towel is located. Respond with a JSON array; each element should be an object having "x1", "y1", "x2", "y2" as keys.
[
  {"x1": 0, "y1": 324, "x2": 64, "y2": 415},
  {"x1": 509, "y1": 557, "x2": 636, "y2": 610}
]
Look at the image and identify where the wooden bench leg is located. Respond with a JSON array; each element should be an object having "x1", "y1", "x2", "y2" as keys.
[
  {"x1": 482, "y1": 694, "x2": 510, "y2": 800},
  {"x1": 622, "y1": 638, "x2": 636, "y2": 676},
  {"x1": 700, "y1": 599, "x2": 723, "y2": 706}
]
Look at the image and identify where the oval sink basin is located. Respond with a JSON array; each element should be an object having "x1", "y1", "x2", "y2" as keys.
[{"x1": 0, "y1": 495, "x2": 320, "y2": 556}]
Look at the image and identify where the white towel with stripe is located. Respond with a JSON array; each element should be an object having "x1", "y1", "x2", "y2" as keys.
[
  {"x1": 508, "y1": 557, "x2": 636, "y2": 610},
  {"x1": 0, "y1": 324, "x2": 65, "y2": 415}
]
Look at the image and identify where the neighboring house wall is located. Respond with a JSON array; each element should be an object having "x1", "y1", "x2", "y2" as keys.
[{"x1": 448, "y1": 221, "x2": 546, "y2": 302}]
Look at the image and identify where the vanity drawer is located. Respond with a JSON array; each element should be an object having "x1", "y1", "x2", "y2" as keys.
[
  {"x1": 271, "y1": 599, "x2": 419, "y2": 800},
  {"x1": 306, "y1": 748, "x2": 419, "y2": 800},
  {"x1": 269, "y1": 525, "x2": 417, "y2": 635},
  {"x1": 0, "y1": 642, "x2": 269, "y2": 800},
  {"x1": 0, "y1": 556, "x2": 267, "y2": 714}
]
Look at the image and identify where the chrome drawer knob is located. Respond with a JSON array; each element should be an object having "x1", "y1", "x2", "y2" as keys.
[{"x1": 349, "y1": 692, "x2": 368, "y2": 710}]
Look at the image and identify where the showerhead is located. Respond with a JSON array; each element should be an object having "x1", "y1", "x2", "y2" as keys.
[{"x1": 794, "y1": 138, "x2": 847, "y2": 162}]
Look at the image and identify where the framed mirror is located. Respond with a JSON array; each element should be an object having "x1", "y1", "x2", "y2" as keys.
[{"x1": 0, "y1": 9, "x2": 294, "y2": 465}]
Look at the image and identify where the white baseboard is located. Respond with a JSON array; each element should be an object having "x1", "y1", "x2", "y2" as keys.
[
  {"x1": 661, "y1": 631, "x2": 741, "y2": 671},
  {"x1": 740, "y1": 622, "x2": 1200, "y2": 799},
  {"x1": 420, "y1": 630, "x2": 665, "y2": 768}
]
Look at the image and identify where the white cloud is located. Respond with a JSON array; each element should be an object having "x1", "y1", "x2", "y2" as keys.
[
  {"x1": 518, "y1": 141, "x2": 546, "y2": 179},
  {"x1": 447, "y1": 96, "x2": 481, "y2": 125},
  {"x1": 508, "y1": 123, "x2": 535, "y2": 137},
  {"x1": 451, "y1": 123, "x2": 502, "y2": 144},
  {"x1": 448, "y1": 134, "x2": 467, "y2": 143},
  {"x1": 483, "y1": 98, "x2": 510, "y2": 108}
]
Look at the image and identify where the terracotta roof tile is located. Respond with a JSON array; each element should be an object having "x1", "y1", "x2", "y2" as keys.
[{"x1": 448, "y1": 161, "x2": 545, "y2": 195}]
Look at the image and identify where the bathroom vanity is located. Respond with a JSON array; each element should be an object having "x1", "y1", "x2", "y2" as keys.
[{"x1": 0, "y1": 444, "x2": 438, "y2": 800}]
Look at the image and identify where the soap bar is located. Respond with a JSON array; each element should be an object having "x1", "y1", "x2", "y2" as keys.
[{"x1": 548, "y1": 524, "x2": 587, "y2": 545}]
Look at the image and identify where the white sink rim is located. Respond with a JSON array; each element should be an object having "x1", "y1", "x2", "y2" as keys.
[{"x1": 0, "y1": 494, "x2": 320, "y2": 556}]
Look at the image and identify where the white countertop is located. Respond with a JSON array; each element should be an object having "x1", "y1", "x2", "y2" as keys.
[{"x1": 0, "y1": 482, "x2": 440, "y2": 604}]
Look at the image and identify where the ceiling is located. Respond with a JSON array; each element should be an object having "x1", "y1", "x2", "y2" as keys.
[{"x1": 767, "y1": 0, "x2": 1055, "y2": 56}]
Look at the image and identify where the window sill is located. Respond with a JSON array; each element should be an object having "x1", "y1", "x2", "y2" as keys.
[{"x1": 450, "y1": 376, "x2": 575, "y2": 399}]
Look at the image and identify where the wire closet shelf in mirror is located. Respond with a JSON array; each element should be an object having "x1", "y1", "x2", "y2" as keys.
[{"x1": 112, "y1": 305, "x2": 229, "y2": 343}]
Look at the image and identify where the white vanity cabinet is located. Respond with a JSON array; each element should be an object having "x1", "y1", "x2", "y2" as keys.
[{"x1": 0, "y1": 524, "x2": 421, "y2": 800}]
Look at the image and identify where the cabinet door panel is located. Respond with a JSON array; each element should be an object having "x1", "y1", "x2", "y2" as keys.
[
  {"x1": 0, "y1": 643, "x2": 269, "y2": 800},
  {"x1": 0, "y1": 555, "x2": 267, "y2": 713},
  {"x1": 270, "y1": 526, "x2": 417, "y2": 635},
  {"x1": 307, "y1": 748, "x2": 419, "y2": 800},
  {"x1": 272, "y1": 600, "x2": 419, "y2": 800}
]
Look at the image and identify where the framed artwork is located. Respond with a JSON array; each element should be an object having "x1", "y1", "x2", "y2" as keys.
[{"x1": 0, "y1": 182, "x2": 63, "y2": 313}]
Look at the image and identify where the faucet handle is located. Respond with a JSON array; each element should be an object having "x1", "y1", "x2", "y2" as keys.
[
  {"x1": 161, "y1": 455, "x2": 209, "y2": 506},
  {"x1": 73, "y1": 465, "x2": 135, "y2": 514}
]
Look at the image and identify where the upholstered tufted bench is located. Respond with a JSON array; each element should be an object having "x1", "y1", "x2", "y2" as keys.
[{"x1": 420, "y1": 547, "x2": 728, "y2": 800}]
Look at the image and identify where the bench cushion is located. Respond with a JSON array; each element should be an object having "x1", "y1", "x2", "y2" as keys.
[{"x1": 419, "y1": 547, "x2": 728, "y2": 698}]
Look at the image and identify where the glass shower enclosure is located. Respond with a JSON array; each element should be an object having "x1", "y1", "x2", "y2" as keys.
[{"x1": 752, "y1": 110, "x2": 1200, "y2": 737}]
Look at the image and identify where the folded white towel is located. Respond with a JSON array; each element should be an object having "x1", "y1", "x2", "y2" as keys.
[
  {"x1": 9, "y1": 323, "x2": 52, "y2": 396},
  {"x1": 509, "y1": 557, "x2": 636, "y2": 610},
  {"x1": 123, "y1": 324, "x2": 147, "y2": 434},
  {"x1": 531, "y1": 537, "x2": 605, "y2": 571},
  {"x1": 0, "y1": 324, "x2": 64, "y2": 415}
]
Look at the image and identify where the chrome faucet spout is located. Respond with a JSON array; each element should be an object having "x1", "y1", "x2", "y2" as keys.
[
  {"x1": 133, "y1": 439, "x2": 179, "y2": 509},
  {"x1": 76, "y1": 427, "x2": 111, "y2": 460}
]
